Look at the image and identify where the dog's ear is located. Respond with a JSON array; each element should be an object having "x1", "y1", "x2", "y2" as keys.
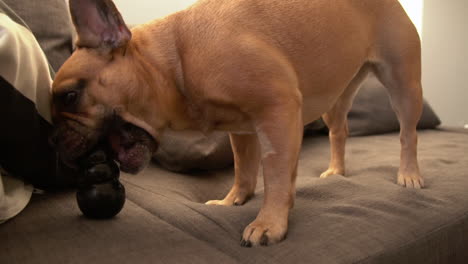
[{"x1": 69, "y1": 0, "x2": 131, "y2": 50}]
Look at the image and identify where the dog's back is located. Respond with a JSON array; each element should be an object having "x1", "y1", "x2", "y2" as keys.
[{"x1": 166, "y1": 0, "x2": 419, "y2": 124}]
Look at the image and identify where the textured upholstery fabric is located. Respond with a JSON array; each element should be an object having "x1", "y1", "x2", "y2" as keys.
[{"x1": 2, "y1": 129, "x2": 467, "y2": 263}]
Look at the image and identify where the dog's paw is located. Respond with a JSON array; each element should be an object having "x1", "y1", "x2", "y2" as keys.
[
  {"x1": 320, "y1": 168, "x2": 344, "y2": 178},
  {"x1": 397, "y1": 172, "x2": 425, "y2": 189},
  {"x1": 205, "y1": 199, "x2": 234, "y2": 206},
  {"x1": 205, "y1": 188, "x2": 254, "y2": 206},
  {"x1": 241, "y1": 218, "x2": 287, "y2": 247}
]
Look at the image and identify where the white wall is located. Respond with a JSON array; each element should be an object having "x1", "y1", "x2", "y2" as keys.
[
  {"x1": 113, "y1": 0, "x2": 197, "y2": 24},
  {"x1": 399, "y1": 0, "x2": 424, "y2": 36},
  {"x1": 421, "y1": 0, "x2": 468, "y2": 127}
]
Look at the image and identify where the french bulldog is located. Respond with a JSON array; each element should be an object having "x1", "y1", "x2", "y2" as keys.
[{"x1": 51, "y1": 0, "x2": 424, "y2": 246}]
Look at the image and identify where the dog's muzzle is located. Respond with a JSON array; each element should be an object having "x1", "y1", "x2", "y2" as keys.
[{"x1": 50, "y1": 117, "x2": 157, "y2": 174}]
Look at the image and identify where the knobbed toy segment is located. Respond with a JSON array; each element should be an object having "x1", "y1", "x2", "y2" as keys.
[
  {"x1": 76, "y1": 179, "x2": 125, "y2": 219},
  {"x1": 76, "y1": 145, "x2": 125, "y2": 219}
]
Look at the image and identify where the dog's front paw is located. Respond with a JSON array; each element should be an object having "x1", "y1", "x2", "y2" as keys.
[
  {"x1": 320, "y1": 168, "x2": 344, "y2": 178},
  {"x1": 240, "y1": 218, "x2": 287, "y2": 247},
  {"x1": 206, "y1": 199, "x2": 234, "y2": 206},
  {"x1": 397, "y1": 172, "x2": 424, "y2": 189},
  {"x1": 205, "y1": 187, "x2": 254, "y2": 206}
]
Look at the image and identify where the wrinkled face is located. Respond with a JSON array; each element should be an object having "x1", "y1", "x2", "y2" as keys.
[
  {"x1": 51, "y1": 49, "x2": 156, "y2": 173},
  {"x1": 50, "y1": 0, "x2": 157, "y2": 174}
]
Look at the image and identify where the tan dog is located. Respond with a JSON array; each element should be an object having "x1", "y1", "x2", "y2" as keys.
[{"x1": 51, "y1": 0, "x2": 424, "y2": 246}]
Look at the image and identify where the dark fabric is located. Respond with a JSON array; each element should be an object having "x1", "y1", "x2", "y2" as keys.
[
  {"x1": 0, "y1": 76, "x2": 56, "y2": 188},
  {"x1": 0, "y1": 77, "x2": 74, "y2": 190},
  {"x1": 3, "y1": 0, "x2": 74, "y2": 72},
  {"x1": 2, "y1": 129, "x2": 468, "y2": 263},
  {"x1": 347, "y1": 74, "x2": 441, "y2": 136}
]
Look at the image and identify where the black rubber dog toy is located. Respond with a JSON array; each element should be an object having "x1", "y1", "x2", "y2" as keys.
[{"x1": 76, "y1": 147, "x2": 126, "y2": 219}]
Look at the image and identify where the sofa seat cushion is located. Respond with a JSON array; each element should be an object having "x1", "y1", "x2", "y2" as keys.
[{"x1": 1, "y1": 129, "x2": 468, "y2": 263}]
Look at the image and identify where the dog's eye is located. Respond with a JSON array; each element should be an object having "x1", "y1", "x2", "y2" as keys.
[{"x1": 63, "y1": 91, "x2": 79, "y2": 106}]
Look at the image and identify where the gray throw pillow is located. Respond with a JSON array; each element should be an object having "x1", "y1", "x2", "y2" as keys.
[
  {"x1": 347, "y1": 74, "x2": 441, "y2": 136},
  {"x1": 3, "y1": 0, "x2": 74, "y2": 71},
  {"x1": 153, "y1": 131, "x2": 233, "y2": 173},
  {"x1": 153, "y1": 119, "x2": 326, "y2": 172}
]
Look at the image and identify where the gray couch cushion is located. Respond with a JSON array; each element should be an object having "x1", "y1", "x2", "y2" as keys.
[
  {"x1": 3, "y1": 0, "x2": 74, "y2": 71},
  {"x1": 153, "y1": 131, "x2": 233, "y2": 172},
  {"x1": 153, "y1": 120, "x2": 326, "y2": 173},
  {"x1": 0, "y1": 192, "x2": 237, "y2": 264},
  {"x1": 347, "y1": 74, "x2": 441, "y2": 136},
  {"x1": 2, "y1": 129, "x2": 468, "y2": 263}
]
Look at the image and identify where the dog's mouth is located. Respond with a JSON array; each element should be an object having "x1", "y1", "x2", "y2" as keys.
[
  {"x1": 52, "y1": 121, "x2": 96, "y2": 165},
  {"x1": 53, "y1": 117, "x2": 157, "y2": 174},
  {"x1": 107, "y1": 122, "x2": 157, "y2": 174}
]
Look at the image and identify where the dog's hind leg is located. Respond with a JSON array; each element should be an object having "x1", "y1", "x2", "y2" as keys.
[
  {"x1": 373, "y1": 10, "x2": 424, "y2": 188},
  {"x1": 206, "y1": 133, "x2": 260, "y2": 206},
  {"x1": 373, "y1": 63, "x2": 424, "y2": 188},
  {"x1": 320, "y1": 65, "x2": 370, "y2": 179}
]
